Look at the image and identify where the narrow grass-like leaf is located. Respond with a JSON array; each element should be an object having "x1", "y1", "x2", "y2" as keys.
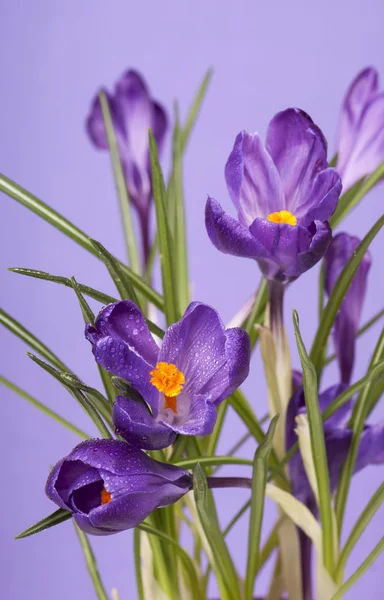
[
  {"x1": 335, "y1": 483, "x2": 384, "y2": 582},
  {"x1": 16, "y1": 508, "x2": 71, "y2": 539},
  {"x1": 275, "y1": 358, "x2": 384, "y2": 475},
  {"x1": 90, "y1": 238, "x2": 140, "y2": 306},
  {"x1": 230, "y1": 389, "x2": 287, "y2": 489},
  {"x1": 0, "y1": 174, "x2": 163, "y2": 308},
  {"x1": 323, "y1": 308, "x2": 384, "y2": 367},
  {"x1": 99, "y1": 90, "x2": 141, "y2": 274},
  {"x1": 9, "y1": 267, "x2": 164, "y2": 339},
  {"x1": 138, "y1": 523, "x2": 204, "y2": 599},
  {"x1": 245, "y1": 415, "x2": 279, "y2": 600},
  {"x1": 0, "y1": 308, "x2": 68, "y2": 371},
  {"x1": 74, "y1": 523, "x2": 109, "y2": 600},
  {"x1": 193, "y1": 463, "x2": 241, "y2": 600},
  {"x1": 180, "y1": 69, "x2": 213, "y2": 152},
  {"x1": 0, "y1": 375, "x2": 89, "y2": 439},
  {"x1": 172, "y1": 104, "x2": 189, "y2": 314},
  {"x1": 133, "y1": 529, "x2": 145, "y2": 600},
  {"x1": 28, "y1": 353, "x2": 112, "y2": 438},
  {"x1": 9, "y1": 267, "x2": 118, "y2": 305},
  {"x1": 330, "y1": 163, "x2": 384, "y2": 228},
  {"x1": 149, "y1": 130, "x2": 178, "y2": 325},
  {"x1": 293, "y1": 310, "x2": 335, "y2": 573},
  {"x1": 309, "y1": 214, "x2": 384, "y2": 376},
  {"x1": 335, "y1": 326, "x2": 384, "y2": 535},
  {"x1": 70, "y1": 277, "x2": 115, "y2": 404},
  {"x1": 205, "y1": 399, "x2": 229, "y2": 458},
  {"x1": 331, "y1": 537, "x2": 384, "y2": 600},
  {"x1": 244, "y1": 278, "x2": 268, "y2": 348}
]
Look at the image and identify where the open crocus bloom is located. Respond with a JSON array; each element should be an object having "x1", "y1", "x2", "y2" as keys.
[
  {"x1": 324, "y1": 232, "x2": 371, "y2": 384},
  {"x1": 86, "y1": 300, "x2": 250, "y2": 449},
  {"x1": 46, "y1": 440, "x2": 192, "y2": 535},
  {"x1": 336, "y1": 67, "x2": 384, "y2": 192},
  {"x1": 206, "y1": 108, "x2": 342, "y2": 283}
]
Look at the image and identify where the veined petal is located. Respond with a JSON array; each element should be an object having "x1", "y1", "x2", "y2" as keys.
[
  {"x1": 205, "y1": 197, "x2": 269, "y2": 259},
  {"x1": 297, "y1": 168, "x2": 342, "y2": 226},
  {"x1": 113, "y1": 396, "x2": 176, "y2": 450},
  {"x1": 225, "y1": 131, "x2": 284, "y2": 225},
  {"x1": 266, "y1": 108, "x2": 328, "y2": 213},
  {"x1": 337, "y1": 67, "x2": 379, "y2": 180},
  {"x1": 86, "y1": 300, "x2": 159, "y2": 367}
]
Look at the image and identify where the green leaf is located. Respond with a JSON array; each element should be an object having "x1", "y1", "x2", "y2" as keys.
[
  {"x1": 0, "y1": 173, "x2": 163, "y2": 308},
  {"x1": 138, "y1": 523, "x2": 204, "y2": 599},
  {"x1": 9, "y1": 267, "x2": 118, "y2": 305},
  {"x1": 0, "y1": 307, "x2": 68, "y2": 371},
  {"x1": 16, "y1": 508, "x2": 71, "y2": 539},
  {"x1": 90, "y1": 238, "x2": 140, "y2": 306},
  {"x1": 133, "y1": 529, "x2": 145, "y2": 600},
  {"x1": 0, "y1": 375, "x2": 89, "y2": 439},
  {"x1": 335, "y1": 483, "x2": 384, "y2": 582},
  {"x1": 28, "y1": 353, "x2": 112, "y2": 438},
  {"x1": 99, "y1": 90, "x2": 141, "y2": 274},
  {"x1": 323, "y1": 308, "x2": 384, "y2": 367},
  {"x1": 330, "y1": 162, "x2": 384, "y2": 228},
  {"x1": 180, "y1": 69, "x2": 213, "y2": 152},
  {"x1": 309, "y1": 214, "x2": 384, "y2": 377},
  {"x1": 70, "y1": 277, "x2": 115, "y2": 404},
  {"x1": 335, "y1": 326, "x2": 384, "y2": 535},
  {"x1": 193, "y1": 463, "x2": 241, "y2": 600},
  {"x1": 148, "y1": 130, "x2": 178, "y2": 325},
  {"x1": 205, "y1": 399, "x2": 229, "y2": 459},
  {"x1": 172, "y1": 104, "x2": 189, "y2": 314},
  {"x1": 275, "y1": 358, "x2": 384, "y2": 474},
  {"x1": 293, "y1": 310, "x2": 335, "y2": 574},
  {"x1": 74, "y1": 523, "x2": 110, "y2": 600},
  {"x1": 244, "y1": 278, "x2": 268, "y2": 349},
  {"x1": 229, "y1": 389, "x2": 288, "y2": 489},
  {"x1": 9, "y1": 267, "x2": 164, "y2": 339},
  {"x1": 331, "y1": 537, "x2": 384, "y2": 600},
  {"x1": 245, "y1": 415, "x2": 279, "y2": 600}
]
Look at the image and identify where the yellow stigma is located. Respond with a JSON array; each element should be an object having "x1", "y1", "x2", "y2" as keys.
[
  {"x1": 267, "y1": 210, "x2": 297, "y2": 226},
  {"x1": 101, "y1": 488, "x2": 112, "y2": 505},
  {"x1": 150, "y1": 362, "x2": 185, "y2": 414}
]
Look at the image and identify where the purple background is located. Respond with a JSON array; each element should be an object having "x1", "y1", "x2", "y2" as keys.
[{"x1": 1, "y1": 1, "x2": 383, "y2": 598}]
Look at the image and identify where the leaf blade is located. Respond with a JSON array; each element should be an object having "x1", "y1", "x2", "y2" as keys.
[{"x1": 16, "y1": 508, "x2": 71, "y2": 539}]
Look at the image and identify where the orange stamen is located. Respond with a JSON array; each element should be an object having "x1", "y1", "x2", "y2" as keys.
[
  {"x1": 267, "y1": 210, "x2": 297, "y2": 226},
  {"x1": 150, "y1": 362, "x2": 185, "y2": 414},
  {"x1": 101, "y1": 488, "x2": 112, "y2": 505}
]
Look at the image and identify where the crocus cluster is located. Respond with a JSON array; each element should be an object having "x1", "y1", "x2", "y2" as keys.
[{"x1": 46, "y1": 301, "x2": 250, "y2": 534}]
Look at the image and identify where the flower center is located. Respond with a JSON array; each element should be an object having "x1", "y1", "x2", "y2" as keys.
[
  {"x1": 150, "y1": 362, "x2": 185, "y2": 414},
  {"x1": 101, "y1": 488, "x2": 112, "y2": 505},
  {"x1": 267, "y1": 210, "x2": 297, "y2": 226}
]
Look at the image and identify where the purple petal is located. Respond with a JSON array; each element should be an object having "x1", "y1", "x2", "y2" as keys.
[
  {"x1": 297, "y1": 168, "x2": 342, "y2": 227},
  {"x1": 324, "y1": 233, "x2": 372, "y2": 383},
  {"x1": 266, "y1": 108, "x2": 329, "y2": 213},
  {"x1": 152, "y1": 101, "x2": 168, "y2": 153},
  {"x1": 161, "y1": 396, "x2": 218, "y2": 437},
  {"x1": 339, "y1": 92, "x2": 384, "y2": 191},
  {"x1": 205, "y1": 197, "x2": 268, "y2": 259},
  {"x1": 209, "y1": 327, "x2": 250, "y2": 405},
  {"x1": 91, "y1": 336, "x2": 159, "y2": 412},
  {"x1": 225, "y1": 131, "x2": 284, "y2": 225},
  {"x1": 86, "y1": 301, "x2": 159, "y2": 367},
  {"x1": 337, "y1": 67, "x2": 379, "y2": 187},
  {"x1": 159, "y1": 302, "x2": 227, "y2": 397},
  {"x1": 319, "y1": 384, "x2": 352, "y2": 428},
  {"x1": 113, "y1": 396, "x2": 176, "y2": 450},
  {"x1": 86, "y1": 89, "x2": 116, "y2": 150}
]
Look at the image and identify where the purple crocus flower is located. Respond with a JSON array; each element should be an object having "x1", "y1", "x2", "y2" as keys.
[
  {"x1": 85, "y1": 300, "x2": 250, "y2": 449},
  {"x1": 46, "y1": 439, "x2": 191, "y2": 536},
  {"x1": 336, "y1": 67, "x2": 384, "y2": 192},
  {"x1": 324, "y1": 232, "x2": 372, "y2": 384},
  {"x1": 86, "y1": 70, "x2": 168, "y2": 261},
  {"x1": 205, "y1": 109, "x2": 342, "y2": 283}
]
